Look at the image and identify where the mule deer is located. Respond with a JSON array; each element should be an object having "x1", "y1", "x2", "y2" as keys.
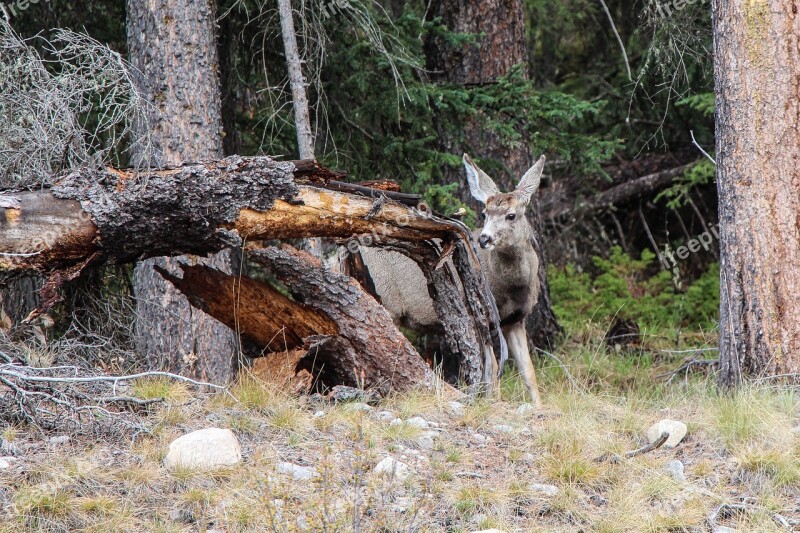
[{"x1": 359, "y1": 154, "x2": 546, "y2": 407}]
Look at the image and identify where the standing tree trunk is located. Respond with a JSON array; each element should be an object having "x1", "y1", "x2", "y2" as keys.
[
  {"x1": 424, "y1": 0, "x2": 561, "y2": 348},
  {"x1": 714, "y1": 0, "x2": 800, "y2": 384},
  {"x1": 126, "y1": 0, "x2": 239, "y2": 383}
]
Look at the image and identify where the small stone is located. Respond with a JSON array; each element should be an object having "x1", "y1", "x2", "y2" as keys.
[
  {"x1": 522, "y1": 453, "x2": 535, "y2": 464},
  {"x1": 276, "y1": 462, "x2": 318, "y2": 481},
  {"x1": 711, "y1": 527, "x2": 737, "y2": 533},
  {"x1": 0, "y1": 457, "x2": 16, "y2": 469},
  {"x1": 391, "y1": 496, "x2": 412, "y2": 513},
  {"x1": 374, "y1": 457, "x2": 412, "y2": 481},
  {"x1": 470, "y1": 530, "x2": 507, "y2": 533},
  {"x1": 472, "y1": 433, "x2": 488, "y2": 444},
  {"x1": 169, "y1": 508, "x2": 195, "y2": 523},
  {"x1": 406, "y1": 417, "x2": 429, "y2": 429},
  {"x1": 529, "y1": 483, "x2": 559, "y2": 496},
  {"x1": 48, "y1": 435, "x2": 70, "y2": 445},
  {"x1": 313, "y1": 410, "x2": 326, "y2": 418},
  {"x1": 665, "y1": 460, "x2": 686, "y2": 483},
  {"x1": 164, "y1": 428, "x2": 242, "y2": 470},
  {"x1": 351, "y1": 402, "x2": 373, "y2": 412},
  {"x1": 646, "y1": 420, "x2": 688, "y2": 448},
  {"x1": 448, "y1": 401, "x2": 465, "y2": 416},
  {"x1": 517, "y1": 403, "x2": 536, "y2": 416},
  {"x1": 493, "y1": 424, "x2": 515, "y2": 434},
  {"x1": 389, "y1": 418, "x2": 404, "y2": 426},
  {"x1": 416, "y1": 431, "x2": 437, "y2": 451},
  {"x1": 377, "y1": 410, "x2": 395, "y2": 421}
]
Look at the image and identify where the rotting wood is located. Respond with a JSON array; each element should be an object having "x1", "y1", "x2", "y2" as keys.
[
  {"x1": 158, "y1": 245, "x2": 441, "y2": 395},
  {"x1": 0, "y1": 156, "x2": 504, "y2": 391}
]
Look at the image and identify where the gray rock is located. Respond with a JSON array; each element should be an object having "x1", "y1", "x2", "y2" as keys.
[
  {"x1": 374, "y1": 456, "x2": 412, "y2": 481},
  {"x1": 406, "y1": 416, "x2": 429, "y2": 429},
  {"x1": 665, "y1": 460, "x2": 686, "y2": 483},
  {"x1": 516, "y1": 403, "x2": 536, "y2": 416},
  {"x1": 276, "y1": 462, "x2": 318, "y2": 481},
  {"x1": 313, "y1": 410, "x2": 326, "y2": 418},
  {"x1": 377, "y1": 410, "x2": 396, "y2": 422},
  {"x1": 646, "y1": 420, "x2": 688, "y2": 448},
  {"x1": 416, "y1": 431, "x2": 438, "y2": 450},
  {"x1": 351, "y1": 402, "x2": 373, "y2": 412},
  {"x1": 164, "y1": 428, "x2": 242, "y2": 470},
  {"x1": 0, "y1": 457, "x2": 16, "y2": 469},
  {"x1": 169, "y1": 508, "x2": 195, "y2": 523},
  {"x1": 448, "y1": 401, "x2": 465, "y2": 416},
  {"x1": 470, "y1": 529, "x2": 507, "y2": 533},
  {"x1": 493, "y1": 424, "x2": 515, "y2": 434},
  {"x1": 48, "y1": 435, "x2": 70, "y2": 445},
  {"x1": 389, "y1": 418, "x2": 404, "y2": 426},
  {"x1": 472, "y1": 433, "x2": 489, "y2": 444},
  {"x1": 529, "y1": 483, "x2": 559, "y2": 496}
]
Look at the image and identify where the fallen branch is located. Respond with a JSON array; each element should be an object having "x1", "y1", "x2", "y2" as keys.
[{"x1": 597, "y1": 431, "x2": 669, "y2": 463}]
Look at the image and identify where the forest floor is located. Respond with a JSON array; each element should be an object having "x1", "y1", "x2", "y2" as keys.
[{"x1": 1, "y1": 330, "x2": 799, "y2": 532}]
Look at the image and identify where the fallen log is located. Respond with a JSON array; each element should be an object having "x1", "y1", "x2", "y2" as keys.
[
  {"x1": 0, "y1": 156, "x2": 504, "y2": 392},
  {"x1": 156, "y1": 245, "x2": 439, "y2": 395}
]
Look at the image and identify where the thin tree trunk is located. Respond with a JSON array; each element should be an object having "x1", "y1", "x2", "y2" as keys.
[
  {"x1": 424, "y1": 0, "x2": 561, "y2": 349},
  {"x1": 277, "y1": 0, "x2": 314, "y2": 159},
  {"x1": 126, "y1": 0, "x2": 239, "y2": 383},
  {"x1": 713, "y1": 0, "x2": 800, "y2": 384}
]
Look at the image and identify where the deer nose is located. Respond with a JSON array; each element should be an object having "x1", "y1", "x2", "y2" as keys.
[{"x1": 479, "y1": 234, "x2": 493, "y2": 248}]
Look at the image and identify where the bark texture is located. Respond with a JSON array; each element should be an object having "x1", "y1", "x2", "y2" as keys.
[
  {"x1": 155, "y1": 246, "x2": 439, "y2": 394},
  {"x1": 126, "y1": 0, "x2": 238, "y2": 382},
  {"x1": 713, "y1": 0, "x2": 800, "y2": 384},
  {"x1": 424, "y1": 0, "x2": 561, "y2": 349},
  {"x1": 0, "y1": 157, "x2": 503, "y2": 391}
]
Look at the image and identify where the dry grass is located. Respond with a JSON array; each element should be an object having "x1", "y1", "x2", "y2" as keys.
[{"x1": 1, "y1": 345, "x2": 798, "y2": 532}]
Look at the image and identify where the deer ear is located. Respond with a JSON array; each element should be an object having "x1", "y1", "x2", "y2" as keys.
[
  {"x1": 463, "y1": 153, "x2": 499, "y2": 204},
  {"x1": 514, "y1": 155, "x2": 545, "y2": 205}
]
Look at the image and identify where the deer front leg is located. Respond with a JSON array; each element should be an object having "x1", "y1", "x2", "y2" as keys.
[{"x1": 503, "y1": 321, "x2": 542, "y2": 408}]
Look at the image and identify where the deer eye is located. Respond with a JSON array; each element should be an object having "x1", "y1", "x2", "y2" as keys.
[
  {"x1": 479, "y1": 212, "x2": 486, "y2": 221},
  {"x1": 506, "y1": 213, "x2": 516, "y2": 221}
]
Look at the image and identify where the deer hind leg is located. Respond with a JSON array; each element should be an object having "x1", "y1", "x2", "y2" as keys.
[{"x1": 503, "y1": 321, "x2": 542, "y2": 408}]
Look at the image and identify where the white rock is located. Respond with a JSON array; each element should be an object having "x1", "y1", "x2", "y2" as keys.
[
  {"x1": 529, "y1": 483, "x2": 559, "y2": 496},
  {"x1": 406, "y1": 417, "x2": 430, "y2": 429},
  {"x1": 277, "y1": 462, "x2": 318, "y2": 481},
  {"x1": 374, "y1": 457, "x2": 412, "y2": 481},
  {"x1": 646, "y1": 420, "x2": 688, "y2": 448},
  {"x1": 448, "y1": 401, "x2": 465, "y2": 416},
  {"x1": 0, "y1": 457, "x2": 16, "y2": 469},
  {"x1": 48, "y1": 435, "x2": 70, "y2": 445},
  {"x1": 377, "y1": 410, "x2": 396, "y2": 421},
  {"x1": 493, "y1": 424, "x2": 515, "y2": 434},
  {"x1": 517, "y1": 403, "x2": 536, "y2": 416},
  {"x1": 665, "y1": 460, "x2": 686, "y2": 483},
  {"x1": 164, "y1": 428, "x2": 242, "y2": 470},
  {"x1": 522, "y1": 453, "x2": 535, "y2": 464},
  {"x1": 389, "y1": 418, "x2": 404, "y2": 426},
  {"x1": 472, "y1": 433, "x2": 488, "y2": 444},
  {"x1": 313, "y1": 410, "x2": 326, "y2": 418},
  {"x1": 351, "y1": 402, "x2": 373, "y2": 412}
]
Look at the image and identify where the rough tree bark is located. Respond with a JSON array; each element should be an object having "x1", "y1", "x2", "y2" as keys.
[
  {"x1": 424, "y1": 0, "x2": 561, "y2": 349},
  {"x1": 713, "y1": 0, "x2": 800, "y2": 384},
  {"x1": 157, "y1": 246, "x2": 440, "y2": 394},
  {"x1": 0, "y1": 157, "x2": 504, "y2": 392},
  {"x1": 126, "y1": 0, "x2": 239, "y2": 382}
]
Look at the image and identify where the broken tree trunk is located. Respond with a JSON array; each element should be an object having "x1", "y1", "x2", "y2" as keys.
[
  {"x1": 156, "y1": 245, "x2": 439, "y2": 394},
  {"x1": 0, "y1": 156, "x2": 504, "y2": 392}
]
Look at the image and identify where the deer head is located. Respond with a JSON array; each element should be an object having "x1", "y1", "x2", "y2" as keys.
[{"x1": 463, "y1": 153, "x2": 545, "y2": 251}]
